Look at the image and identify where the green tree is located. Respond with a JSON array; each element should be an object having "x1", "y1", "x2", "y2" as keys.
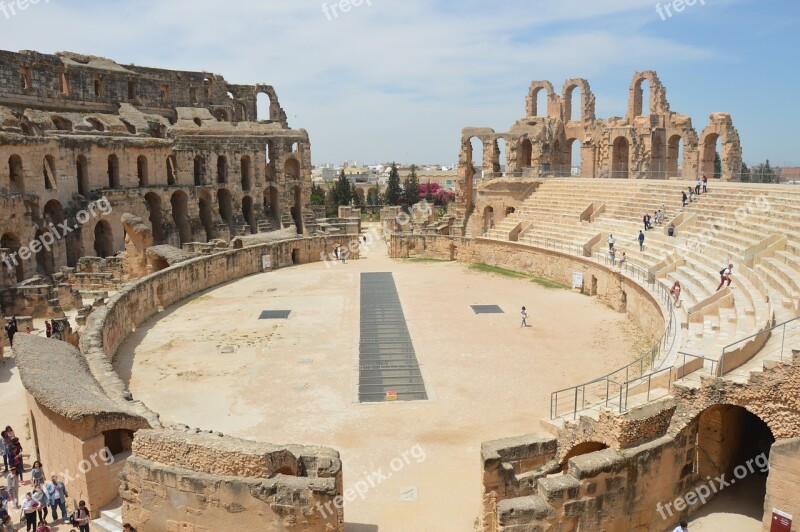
[
  {"x1": 310, "y1": 182, "x2": 326, "y2": 206},
  {"x1": 354, "y1": 187, "x2": 365, "y2": 207},
  {"x1": 333, "y1": 169, "x2": 353, "y2": 206},
  {"x1": 740, "y1": 162, "x2": 751, "y2": 183},
  {"x1": 714, "y1": 152, "x2": 722, "y2": 179},
  {"x1": 425, "y1": 179, "x2": 434, "y2": 203},
  {"x1": 752, "y1": 160, "x2": 779, "y2": 184},
  {"x1": 403, "y1": 164, "x2": 421, "y2": 210},
  {"x1": 384, "y1": 163, "x2": 403, "y2": 206},
  {"x1": 351, "y1": 183, "x2": 363, "y2": 207}
]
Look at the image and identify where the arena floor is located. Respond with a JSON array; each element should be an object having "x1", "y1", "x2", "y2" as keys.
[{"x1": 114, "y1": 236, "x2": 652, "y2": 531}]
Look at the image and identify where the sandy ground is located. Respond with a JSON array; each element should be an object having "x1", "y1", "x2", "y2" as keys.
[{"x1": 116, "y1": 234, "x2": 649, "y2": 531}]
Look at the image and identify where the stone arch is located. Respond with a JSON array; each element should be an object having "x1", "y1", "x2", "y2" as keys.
[
  {"x1": 240, "y1": 155, "x2": 252, "y2": 191},
  {"x1": 491, "y1": 137, "x2": 508, "y2": 177},
  {"x1": 612, "y1": 136, "x2": 630, "y2": 178},
  {"x1": 666, "y1": 134, "x2": 685, "y2": 178},
  {"x1": 291, "y1": 186, "x2": 303, "y2": 234},
  {"x1": 518, "y1": 138, "x2": 533, "y2": 169},
  {"x1": 562, "y1": 79, "x2": 595, "y2": 122},
  {"x1": 93, "y1": 220, "x2": 114, "y2": 258},
  {"x1": 284, "y1": 158, "x2": 300, "y2": 181},
  {"x1": 198, "y1": 189, "x2": 215, "y2": 241},
  {"x1": 145, "y1": 192, "x2": 165, "y2": 244},
  {"x1": 213, "y1": 108, "x2": 229, "y2": 122},
  {"x1": 137, "y1": 155, "x2": 149, "y2": 186},
  {"x1": 107, "y1": 154, "x2": 120, "y2": 188},
  {"x1": 8, "y1": 155, "x2": 24, "y2": 193},
  {"x1": 627, "y1": 71, "x2": 670, "y2": 120},
  {"x1": 217, "y1": 188, "x2": 234, "y2": 230},
  {"x1": 264, "y1": 186, "x2": 280, "y2": 228},
  {"x1": 43, "y1": 199, "x2": 64, "y2": 226},
  {"x1": 242, "y1": 195, "x2": 256, "y2": 234},
  {"x1": 216, "y1": 155, "x2": 228, "y2": 184},
  {"x1": 560, "y1": 441, "x2": 609, "y2": 470},
  {"x1": 170, "y1": 190, "x2": 192, "y2": 245},
  {"x1": 193, "y1": 155, "x2": 205, "y2": 186},
  {"x1": 76, "y1": 155, "x2": 89, "y2": 196},
  {"x1": 468, "y1": 137, "x2": 485, "y2": 178},
  {"x1": 43, "y1": 155, "x2": 57, "y2": 190},
  {"x1": 527, "y1": 81, "x2": 555, "y2": 117},
  {"x1": 567, "y1": 137, "x2": 581, "y2": 176},
  {"x1": 257, "y1": 91, "x2": 272, "y2": 121},
  {"x1": 482, "y1": 206, "x2": 494, "y2": 233},
  {"x1": 699, "y1": 114, "x2": 741, "y2": 181},
  {"x1": 1, "y1": 232, "x2": 24, "y2": 282}
]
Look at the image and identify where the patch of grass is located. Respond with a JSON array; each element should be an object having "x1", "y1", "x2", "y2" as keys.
[{"x1": 469, "y1": 263, "x2": 569, "y2": 290}]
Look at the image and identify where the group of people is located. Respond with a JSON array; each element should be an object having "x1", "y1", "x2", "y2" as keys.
[
  {"x1": 43, "y1": 321, "x2": 63, "y2": 341},
  {"x1": 606, "y1": 234, "x2": 629, "y2": 267},
  {"x1": 682, "y1": 175, "x2": 709, "y2": 207},
  {"x1": 642, "y1": 209, "x2": 665, "y2": 231}
]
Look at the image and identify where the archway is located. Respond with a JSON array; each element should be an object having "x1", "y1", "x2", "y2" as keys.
[
  {"x1": 257, "y1": 92, "x2": 271, "y2": 121},
  {"x1": 145, "y1": 193, "x2": 165, "y2": 244},
  {"x1": 43, "y1": 199, "x2": 64, "y2": 227},
  {"x1": 634, "y1": 78, "x2": 651, "y2": 118},
  {"x1": 534, "y1": 87, "x2": 547, "y2": 117},
  {"x1": 518, "y1": 139, "x2": 533, "y2": 170},
  {"x1": 193, "y1": 155, "x2": 205, "y2": 186},
  {"x1": 1, "y1": 233, "x2": 24, "y2": 282},
  {"x1": 291, "y1": 186, "x2": 303, "y2": 234},
  {"x1": 170, "y1": 191, "x2": 192, "y2": 245},
  {"x1": 217, "y1": 188, "x2": 234, "y2": 231},
  {"x1": 560, "y1": 441, "x2": 609, "y2": 470},
  {"x1": 264, "y1": 186, "x2": 280, "y2": 229},
  {"x1": 198, "y1": 190, "x2": 215, "y2": 241},
  {"x1": 568, "y1": 138, "x2": 581, "y2": 176},
  {"x1": 216, "y1": 155, "x2": 228, "y2": 184},
  {"x1": 612, "y1": 137, "x2": 630, "y2": 178},
  {"x1": 691, "y1": 405, "x2": 774, "y2": 522},
  {"x1": 265, "y1": 141, "x2": 276, "y2": 182},
  {"x1": 482, "y1": 206, "x2": 494, "y2": 233},
  {"x1": 566, "y1": 85, "x2": 582, "y2": 122},
  {"x1": 701, "y1": 134, "x2": 721, "y2": 179},
  {"x1": 469, "y1": 137, "x2": 484, "y2": 180},
  {"x1": 240, "y1": 155, "x2": 252, "y2": 191},
  {"x1": 107, "y1": 154, "x2": 120, "y2": 188},
  {"x1": 76, "y1": 155, "x2": 89, "y2": 196},
  {"x1": 93, "y1": 220, "x2": 114, "y2": 258},
  {"x1": 8, "y1": 155, "x2": 24, "y2": 193},
  {"x1": 137, "y1": 155, "x2": 149, "y2": 186},
  {"x1": 242, "y1": 195, "x2": 256, "y2": 234},
  {"x1": 667, "y1": 135, "x2": 684, "y2": 178},
  {"x1": 494, "y1": 138, "x2": 507, "y2": 177},
  {"x1": 284, "y1": 158, "x2": 300, "y2": 181}
]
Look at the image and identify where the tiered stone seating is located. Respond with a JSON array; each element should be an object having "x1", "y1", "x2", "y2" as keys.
[{"x1": 481, "y1": 177, "x2": 800, "y2": 388}]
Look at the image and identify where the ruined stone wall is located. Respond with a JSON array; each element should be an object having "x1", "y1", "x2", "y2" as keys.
[{"x1": 122, "y1": 429, "x2": 342, "y2": 531}]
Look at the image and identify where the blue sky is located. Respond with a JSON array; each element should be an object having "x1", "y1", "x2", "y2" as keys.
[{"x1": 0, "y1": 0, "x2": 797, "y2": 166}]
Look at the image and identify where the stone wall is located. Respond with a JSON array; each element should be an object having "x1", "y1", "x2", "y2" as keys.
[{"x1": 121, "y1": 429, "x2": 343, "y2": 532}]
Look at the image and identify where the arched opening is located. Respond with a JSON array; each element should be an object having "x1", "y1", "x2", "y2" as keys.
[
  {"x1": 198, "y1": 192, "x2": 215, "y2": 241},
  {"x1": 265, "y1": 140, "x2": 276, "y2": 182},
  {"x1": 505, "y1": 207, "x2": 516, "y2": 216},
  {"x1": 34, "y1": 228, "x2": 55, "y2": 276},
  {"x1": 534, "y1": 88, "x2": 547, "y2": 117},
  {"x1": 193, "y1": 155, "x2": 205, "y2": 186},
  {"x1": 291, "y1": 142, "x2": 299, "y2": 154},
  {"x1": 518, "y1": 139, "x2": 533, "y2": 170},
  {"x1": 145, "y1": 192, "x2": 165, "y2": 244},
  {"x1": 651, "y1": 135, "x2": 665, "y2": 179},
  {"x1": 634, "y1": 78, "x2": 651, "y2": 117},
  {"x1": 170, "y1": 191, "x2": 192, "y2": 246},
  {"x1": 291, "y1": 248, "x2": 300, "y2": 265},
  {"x1": 242, "y1": 195, "x2": 256, "y2": 234},
  {"x1": 43, "y1": 199, "x2": 64, "y2": 227},
  {"x1": 76, "y1": 155, "x2": 89, "y2": 196},
  {"x1": 469, "y1": 137, "x2": 484, "y2": 179},
  {"x1": 291, "y1": 186, "x2": 303, "y2": 234},
  {"x1": 8, "y1": 155, "x2": 24, "y2": 194},
  {"x1": 43, "y1": 155, "x2": 57, "y2": 190},
  {"x1": 217, "y1": 188, "x2": 234, "y2": 231},
  {"x1": 52, "y1": 116, "x2": 72, "y2": 132},
  {"x1": 216, "y1": 155, "x2": 228, "y2": 184},
  {"x1": 264, "y1": 186, "x2": 280, "y2": 229},
  {"x1": 667, "y1": 135, "x2": 684, "y2": 179},
  {"x1": 213, "y1": 108, "x2": 228, "y2": 122},
  {"x1": 137, "y1": 155, "x2": 149, "y2": 186},
  {"x1": 690, "y1": 405, "x2": 774, "y2": 523},
  {"x1": 102, "y1": 429, "x2": 134, "y2": 459},
  {"x1": 482, "y1": 206, "x2": 494, "y2": 233},
  {"x1": 494, "y1": 138, "x2": 507, "y2": 177},
  {"x1": 240, "y1": 155, "x2": 252, "y2": 191},
  {"x1": 166, "y1": 155, "x2": 177, "y2": 186},
  {"x1": 701, "y1": 134, "x2": 722, "y2": 179},
  {"x1": 612, "y1": 137, "x2": 630, "y2": 178},
  {"x1": 566, "y1": 85, "x2": 582, "y2": 122},
  {"x1": 256, "y1": 92, "x2": 271, "y2": 121},
  {"x1": 93, "y1": 220, "x2": 114, "y2": 258},
  {"x1": 107, "y1": 154, "x2": 120, "y2": 188},
  {"x1": 560, "y1": 441, "x2": 609, "y2": 470},
  {"x1": 193, "y1": 117, "x2": 202, "y2": 127},
  {"x1": 87, "y1": 117, "x2": 105, "y2": 132},
  {"x1": 284, "y1": 158, "x2": 300, "y2": 181},
  {"x1": 1, "y1": 233, "x2": 24, "y2": 282},
  {"x1": 568, "y1": 138, "x2": 581, "y2": 176}
]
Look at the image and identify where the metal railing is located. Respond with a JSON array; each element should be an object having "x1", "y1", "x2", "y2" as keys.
[
  {"x1": 719, "y1": 317, "x2": 799, "y2": 376},
  {"x1": 548, "y1": 250, "x2": 678, "y2": 419}
]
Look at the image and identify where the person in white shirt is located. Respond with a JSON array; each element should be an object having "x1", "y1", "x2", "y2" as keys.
[
  {"x1": 21, "y1": 492, "x2": 39, "y2": 531},
  {"x1": 608, "y1": 234, "x2": 616, "y2": 251},
  {"x1": 674, "y1": 520, "x2": 688, "y2": 532}
]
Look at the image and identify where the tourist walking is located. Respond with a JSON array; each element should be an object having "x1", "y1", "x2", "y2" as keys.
[
  {"x1": 619, "y1": 251, "x2": 627, "y2": 269},
  {"x1": 668, "y1": 224, "x2": 676, "y2": 237},
  {"x1": 45, "y1": 321, "x2": 51, "y2": 339},
  {"x1": 674, "y1": 520, "x2": 689, "y2": 532},
  {"x1": 520, "y1": 306, "x2": 528, "y2": 328},
  {"x1": 681, "y1": 190, "x2": 688, "y2": 208},
  {"x1": 642, "y1": 214, "x2": 649, "y2": 231},
  {"x1": 21, "y1": 492, "x2": 39, "y2": 531},
  {"x1": 702, "y1": 174, "x2": 708, "y2": 193},
  {"x1": 670, "y1": 281, "x2": 681, "y2": 307},
  {"x1": 32, "y1": 484, "x2": 48, "y2": 525},
  {"x1": 71, "y1": 500, "x2": 91, "y2": 532},
  {"x1": 608, "y1": 234, "x2": 616, "y2": 251},
  {"x1": 30, "y1": 461, "x2": 44, "y2": 488},
  {"x1": 695, "y1": 178, "x2": 702, "y2": 195},
  {"x1": 717, "y1": 264, "x2": 734, "y2": 291},
  {"x1": 6, "y1": 469, "x2": 17, "y2": 509},
  {"x1": 638, "y1": 230, "x2": 645, "y2": 251},
  {"x1": 609, "y1": 247, "x2": 616, "y2": 265},
  {"x1": 45, "y1": 476, "x2": 68, "y2": 522},
  {"x1": 4, "y1": 318, "x2": 16, "y2": 347}
]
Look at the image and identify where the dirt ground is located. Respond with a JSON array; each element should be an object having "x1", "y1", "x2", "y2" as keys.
[{"x1": 115, "y1": 235, "x2": 649, "y2": 531}]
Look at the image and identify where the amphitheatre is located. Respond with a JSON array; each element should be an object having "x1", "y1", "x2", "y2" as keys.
[{"x1": 0, "y1": 47, "x2": 798, "y2": 532}]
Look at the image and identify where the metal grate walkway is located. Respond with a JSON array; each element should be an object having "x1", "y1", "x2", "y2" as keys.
[{"x1": 359, "y1": 272, "x2": 428, "y2": 402}]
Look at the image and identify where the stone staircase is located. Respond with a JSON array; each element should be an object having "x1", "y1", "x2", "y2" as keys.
[{"x1": 91, "y1": 503, "x2": 123, "y2": 532}]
